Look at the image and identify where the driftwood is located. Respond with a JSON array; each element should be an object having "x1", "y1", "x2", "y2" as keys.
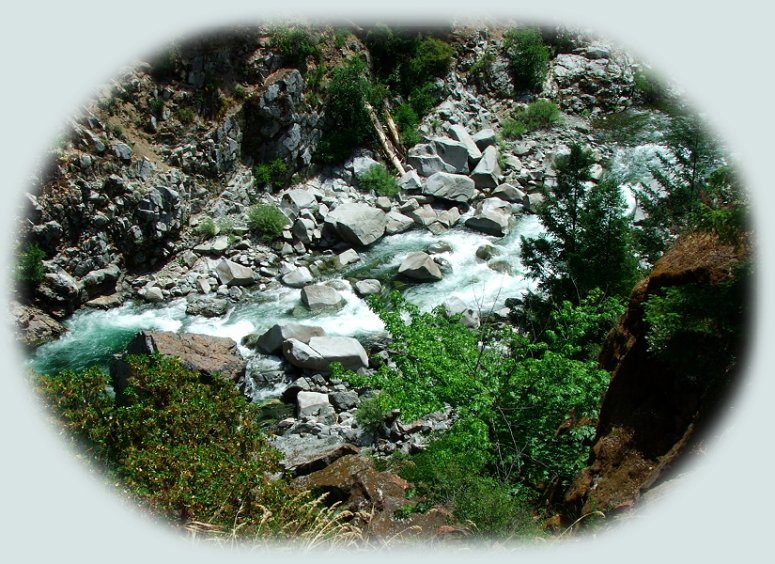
[
  {"x1": 365, "y1": 102, "x2": 406, "y2": 176},
  {"x1": 384, "y1": 110, "x2": 405, "y2": 156}
]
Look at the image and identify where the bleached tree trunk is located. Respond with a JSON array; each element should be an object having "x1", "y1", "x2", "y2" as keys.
[{"x1": 365, "y1": 102, "x2": 406, "y2": 176}]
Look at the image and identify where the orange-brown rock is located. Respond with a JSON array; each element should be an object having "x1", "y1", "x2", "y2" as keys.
[
  {"x1": 565, "y1": 232, "x2": 749, "y2": 517},
  {"x1": 295, "y1": 454, "x2": 460, "y2": 540}
]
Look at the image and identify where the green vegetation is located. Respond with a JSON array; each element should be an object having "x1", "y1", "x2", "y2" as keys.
[
  {"x1": 637, "y1": 113, "x2": 725, "y2": 261},
  {"x1": 501, "y1": 99, "x2": 561, "y2": 140},
  {"x1": 36, "y1": 354, "x2": 326, "y2": 536},
  {"x1": 634, "y1": 68, "x2": 668, "y2": 107},
  {"x1": 247, "y1": 204, "x2": 288, "y2": 241},
  {"x1": 502, "y1": 27, "x2": 551, "y2": 92},
  {"x1": 194, "y1": 217, "x2": 217, "y2": 238},
  {"x1": 247, "y1": 204, "x2": 289, "y2": 242},
  {"x1": 520, "y1": 144, "x2": 639, "y2": 307},
  {"x1": 176, "y1": 106, "x2": 194, "y2": 125},
  {"x1": 272, "y1": 27, "x2": 321, "y2": 69},
  {"x1": 356, "y1": 164, "x2": 400, "y2": 196},
  {"x1": 339, "y1": 291, "x2": 621, "y2": 526},
  {"x1": 468, "y1": 49, "x2": 496, "y2": 89},
  {"x1": 253, "y1": 157, "x2": 289, "y2": 189},
  {"x1": 17, "y1": 242, "x2": 46, "y2": 288},
  {"x1": 233, "y1": 84, "x2": 248, "y2": 100},
  {"x1": 317, "y1": 57, "x2": 385, "y2": 164}
]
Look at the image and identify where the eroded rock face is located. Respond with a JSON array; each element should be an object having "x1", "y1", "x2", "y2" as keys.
[
  {"x1": 564, "y1": 233, "x2": 749, "y2": 517},
  {"x1": 12, "y1": 301, "x2": 67, "y2": 349},
  {"x1": 295, "y1": 454, "x2": 461, "y2": 539}
]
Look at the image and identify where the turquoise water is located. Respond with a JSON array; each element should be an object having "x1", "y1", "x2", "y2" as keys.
[{"x1": 29, "y1": 215, "x2": 543, "y2": 376}]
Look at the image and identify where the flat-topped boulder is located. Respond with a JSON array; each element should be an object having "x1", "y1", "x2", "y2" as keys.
[
  {"x1": 324, "y1": 203, "x2": 386, "y2": 247},
  {"x1": 246, "y1": 322, "x2": 326, "y2": 355},
  {"x1": 282, "y1": 335, "x2": 369, "y2": 371},
  {"x1": 423, "y1": 172, "x2": 476, "y2": 204},
  {"x1": 398, "y1": 252, "x2": 443, "y2": 282},
  {"x1": 110, "y1": 331, "x2": 247, "y2": 403},
  {"x1": 301, "y1": 284, "x2": 346, "y2": 312},
  {"x1": 280, "y1": 188, "x2": 317, "y2": 219},
  {"x1": 215, "y1": 258, "x2": 256, "y2": 287},
  {"x1": 281, "y1": 266, "x2": 314, "y2": 288}
]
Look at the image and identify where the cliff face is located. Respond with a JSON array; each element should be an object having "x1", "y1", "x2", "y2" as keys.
[{"x1": 565, "y1": 232, "x2": 750, "y2": 516}]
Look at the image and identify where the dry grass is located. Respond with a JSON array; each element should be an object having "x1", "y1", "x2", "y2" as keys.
[{"x1": 185, "y1": 491, "x2": 366, "y2": 551}]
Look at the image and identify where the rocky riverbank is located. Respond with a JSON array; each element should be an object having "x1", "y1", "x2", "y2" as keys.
[{"x1": 15, "y1": 24, "x2": 683, "y2": 539}]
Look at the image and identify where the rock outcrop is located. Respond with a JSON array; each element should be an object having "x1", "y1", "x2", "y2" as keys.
[{"x1": 564, "y1": 233, "x2": 749, "y2": 517}]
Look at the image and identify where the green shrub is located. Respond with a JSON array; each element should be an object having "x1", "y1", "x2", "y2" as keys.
[
  {"x1": 634, "y1": 68, "x2": 667, "y2": 107},
  {"x1": 148, "y1": 97, "x2": 165, "y2": 117},
  {"x1": 407, "y1": 37, "x2": 454, "y2": 85},
  {"x1": 247, "y1": 204, "x2": 288, "y2": 241},
  {"x1": 501, "y1": 99, "x2": 560, "y2": 139},
  {"x1": 272, "y1": 28, "x2": 321, "y2": 69},
  {"x1": 194, "y1": 217, "x2": 217, "y2": 238},
  {"x1": 468, "y1": 49, "x2": 496, "y2": 87},
  {"x1": 353, "y1": 393, "x2": 389, "y2": 434},
  {"x1": 356, "y1": 164, "x2": 400, "y2": 196},
  {"x1": 253, "y1": 158, "x2": 289, "y2": 189},
  {"x1": 502, "y1": 27, "x2": 551, "y2": 92},
  {"x1": 233, "y1": 84, "x2": 248, "y2": 100},
  {"x1": 177, "y1": 106, "x2": 194, "y2": 125},
  {"x1": 17, "y1": 243, "x2": 46, "y2": 287},
  {"x1": 393, "y1": 102, "x2": 421, "y2": 147},
  {"x1": 317, "y1": 57, "x2": 384, "y2": 164},
  {"x1": 35, "y1": 354, "x2": 326, "y2": 536}
]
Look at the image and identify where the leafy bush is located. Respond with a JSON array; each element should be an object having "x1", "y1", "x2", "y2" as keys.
[
  {"x1": 233, "y1": 84, "x2": 248, "y2": 100},
  {"x1": 17, "y1": 243, "x2": 46, "y2": 287},
  {"x1": 393, "y1": 102, "x2": 421, "y2": 147},
  {"x1": 502, "y1": 27, "x2": 551, "y2": 92},
  {"x1": 317, "y1": 57, "x2": 384, "y2": 164},
  {"x1": 194, "y1": 217, "x2": 217, "y2": 238},
  {"x1": 407, "y1": 37, "x2": 454, "y2": 86},
  {"x1": 253, "y1": 158, "x2": 289, "y2": 189},
  {"x1": 353, "y1": 393, "x2": 389, "y2": 434},
  {"x1": 342, "y1": 291, "x2": 616, "y2": 500},
  {"x1": 468, "y1": 49, "x2": 496, "y2": 88},
  {"x1": 36, "y1": 354, "x2": 316, "y2": 534},
  {"x1": 501, "y1": 99, "x2": 560, "y2": 139},
  {"x1": 272, "y1": 28, "x2": 321, "y2": 69},
  {"x1": 356, "y1": 164, "x2": 400, "y2": 196},
  {"x1": 247, "y1": 204, "x2": 289, "y2": 241},
  {"x1": 177, "y1": 106, "x2": 194, "y2": 125}
]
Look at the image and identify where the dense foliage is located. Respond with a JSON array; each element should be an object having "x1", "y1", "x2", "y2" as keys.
[
  {"x1": 253, "y1": 157, "x2": 289, "y2": 189},
  {"x1": 317, "y1": 57, "x2": 385, "y2": 164},
  {"x1": 502, "y1": 27, "x2": 551, "y2": 92},
  {"x1": 637, "y1": 113, "x2": 725, "y2": 261},
  {"x1": 247, "y1": 203, "x2": 289, "y2": 241},
  {"x1": 36, "y1": 355, "x2": 319, "y2": 535},
  {"x1": 356, "y1": 163, "x2": 400, "y2": 197},
  {"x1": 520, "y1": 144, "x2": 639, "y2": 307},
  {"x1": 271, "y1": 28, "x2": 321, "y2": 69},
  {"x1": 339, "y1": 291, "x2": 621, "y2": 530},
  {"x1": 17, "y1": 242, "x2": 46, "y2": 288},
  {"x1": 501, "y1": 99, "x2": 561, "y2": 140}
]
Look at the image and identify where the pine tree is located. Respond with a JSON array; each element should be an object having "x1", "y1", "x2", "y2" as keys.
[{"x1": 520, "y1": 143, "x2": 639, "y2": 313}]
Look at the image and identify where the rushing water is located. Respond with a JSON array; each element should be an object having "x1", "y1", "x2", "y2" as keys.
[
  {"x1": 29, "y1": 214, "x2": 544, "y2": 375},
  {"x1": 30, "y1": 108, "x2": 675, "y2": 377}
]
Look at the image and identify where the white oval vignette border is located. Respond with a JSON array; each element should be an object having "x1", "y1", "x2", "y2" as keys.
[{"x1": 0, "y1": 2, "x2": 772, "y2": 563}]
